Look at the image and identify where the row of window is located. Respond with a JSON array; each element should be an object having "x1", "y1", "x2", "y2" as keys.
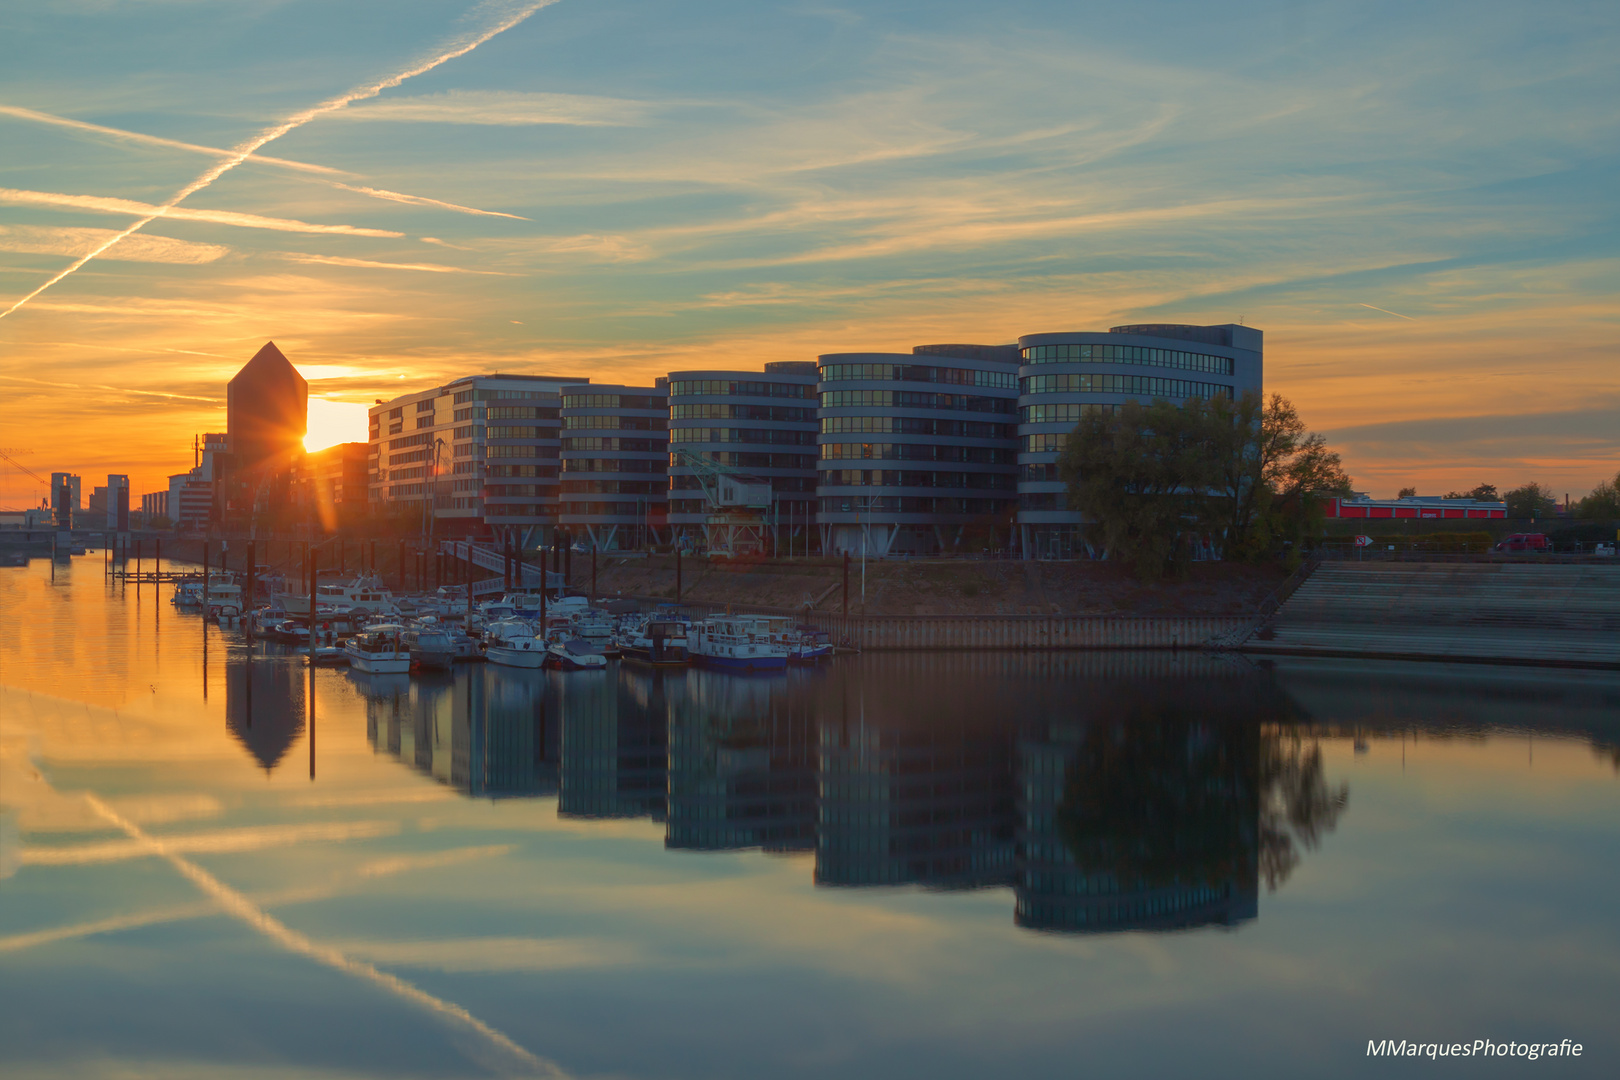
[
  {"x1": 819, "y1": 443, "x2": 1016, "y2": 464},
  {"x1": 668, "y1": 427, "x2": 817, "y2": 446},
  {"x1": 820, "y1": 390, "x2": 1015, "y2": 414},
  {"x1": 817, "y1": 497, "x2": 1011, "y2": 516},
  {"x1": 1020, "y1": 343, "x2": 1235, "y2": 375},
  {"x1": 489, "y1": 424, "x2": 559, "y2": 438},
  {"x1": 1023, "y1": 433, "x2": 1070, "y2": 454},
  {"x1": 388, "y1": 450, "x2": 429, "y2": 466},
  {"x1": 820, "y1": 416, "x2": 1014, "y2": 438},
  {"x1": 1021, "y1": 463, "x2": 1062, "y2": 482},
  {"x1": 453, "y1": 407, "x2": 482, "y2": 423},
  {"x1": 453, "y1": 388, "x2": 555, "y2": 404},
  {"x1": 485, "y1": 483, "x2": 557, "y2": 498},
  {"x1": 452, "y1": 460, "x2": 479, "y2": 475},
  {"x1": 1020, "y1": 374, "x2": 1233, "y2": 399},
  {"x1": 488, "y1": 405, "x2": 558, "y2": 420},
  {"x1": 562, "y1": 458, "x2": 665, "y2": 474},
  {"x1": 454, "y1": 443, "x2": 474, "y2": 458},
  {"x1": 669, "y1": 403, "x2": 815, "y2": 423},
  {"x1": 818, "y1": 364, "x2": 1019, "y2": 389},
  {"x1": 562, "y1": 415, "x2": 667, "y2": 431},
  {"x1": 670, "y1": 475, "x2": 816, "y2": 493},
  {"x1": 672, "y1": 450, "x2": 817, "y2": 470},
  {"x1": 388, "y1": 482, "x2": 425, "y2": 496},
  {"x1": 1019, "y1": 402, "x2": 1124, "y2": 425},
  {"x1": 816, "y1": 470, "x2": 1017, "y2": 490},
  {"x1": 415, "y1": 417, "x2": 434, "y2": 429},
  {"x1": 560, "y1": 480, "x2": 667, "y2": 495},
  {"x1": 485, "y1": 502, "x2": 547, "y2": 516},
  {"x1": 416, "y1": 399, "x2": 435, "y2": 412},
  {"x1": 486, "y1": 445, "x2": 560, "y2": 459},
  {"x1": 561, "y1": 437, "x2": 664, "y2": 453},
  {"x1": 667, "y1": 380, "x2": 814, "y2": 399},
  {"x1": 389, "y1": 433, "x2": 433, "y2": 450},
  {"x1": 487, "y1": 464, "x2": 556, "y2": 478},
  {"x1": 561, "y1": 394, "x2": 664, "y2": 411}
]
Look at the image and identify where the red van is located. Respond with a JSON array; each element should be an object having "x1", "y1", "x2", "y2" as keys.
[{"x1": 1493, "y1": 533, "x2": 1550, "y2": 552}]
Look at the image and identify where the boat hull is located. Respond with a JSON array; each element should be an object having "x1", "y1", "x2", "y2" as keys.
[
  {"x1": 347, "y1": 653, "x2": 410, "y2": 674},
  {"x1": 487, "y1": 646, "x2": 546, "y2": 668},
  {"x1": 695, "y1": 652, "x2": 787, "y2": 672},
  {"x1": 620, "y1": 644, "x2": 690, "y2": 666}
]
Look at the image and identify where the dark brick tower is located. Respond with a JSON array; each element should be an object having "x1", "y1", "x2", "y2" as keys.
[{"x1": 227, "y1": 341, "x2": 308, "y2": 473}]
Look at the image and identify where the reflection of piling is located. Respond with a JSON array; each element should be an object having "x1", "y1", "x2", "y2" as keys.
[
  {"x1": 675, "y1": 548, "x2": 682, "y2": 602},
  {"x1": 591, "y1": 547, "x2": 597, "y2": 599}
]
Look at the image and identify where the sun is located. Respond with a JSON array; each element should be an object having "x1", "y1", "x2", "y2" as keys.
[{"x1": 304, "y1": 398, "x2": 370, "y2": 452}]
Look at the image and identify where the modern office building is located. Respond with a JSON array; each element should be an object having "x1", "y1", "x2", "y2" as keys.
[
  {"x1": 226, "y1": 342, "x2": 309, "y2": 474},
  {"x1": 368, "y1": 373, "x2": 587, "y2": 539},
  {"x1": 558, "y1": 383, "x2": 669, "y2": 551},
  {"x1": 666, "y1": 362, "x2": 818, "y2": 554},
  {"x1": 1015, "y1": 324, "x2": 1263, "y2": 557},
  {"x1": 815, "y1": 345, "x2": 1020, "y2": 556}
]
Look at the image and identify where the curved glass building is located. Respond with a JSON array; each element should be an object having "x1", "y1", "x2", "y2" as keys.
[
  {"x1": 1015, "y1": 324, "x2": 1263, "y2": 558},
  {"x1": 559, "y1": 383, "x2": 669, "y2": 550},
  {"x1": 666, "y1": 362, "x2": 819, "y2": 554},
  {"x1": 816, "y1": 345, "x2": 1020, "y2": 556}
]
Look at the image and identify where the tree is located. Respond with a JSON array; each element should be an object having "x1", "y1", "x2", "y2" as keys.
[
  {"x1": 1576, "y1": 471, "x2": 1620, "y2": 520},
  {"x1": 1397, "y1": 486, "x2": 1417, "y2": 498},
  {"x1": 1504, "y1": 482, "x2": 1558, "y2": 520},
  {"x1": 1443, "y1": 483, "x2": 1498, "y2": 501}
]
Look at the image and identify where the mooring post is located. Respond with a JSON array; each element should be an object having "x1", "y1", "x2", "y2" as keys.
[
  {"x1": 308, "y1": 548, "x2": 318, "y2": 660},
  {"x1": 591, "y1": 546, "x2": 597, "y2": 600},
  {"x1": 842, "y1": 552, "x2": 850, "y2": 617},
  {"x1": 675, "y1": 547, "x2": 682, "y2": 603}
]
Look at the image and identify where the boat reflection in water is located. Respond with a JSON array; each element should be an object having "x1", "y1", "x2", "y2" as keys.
[
  {"x1": 224, "y1": 647, "x2": 306, "y2": 773},
  {"x1": 361, "y1": 652, "x2": 1349, "y2": 934}
]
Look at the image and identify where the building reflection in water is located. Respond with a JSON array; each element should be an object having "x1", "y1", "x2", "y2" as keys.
[
  {"x1": 359, "y1": 653, "x2": 1349, "y2": 934},
  {"x1": 225, "y1": 647, "x2": 306, "y2": 773}
]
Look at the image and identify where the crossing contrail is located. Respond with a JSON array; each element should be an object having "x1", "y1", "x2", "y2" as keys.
[{"x1": 0, "y1": 0, "x2": 558, "y2": 322}]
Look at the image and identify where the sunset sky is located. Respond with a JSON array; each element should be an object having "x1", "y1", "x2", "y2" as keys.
[{"x1": 1, "y1": 0, "x2": 1615, "y2": 507}]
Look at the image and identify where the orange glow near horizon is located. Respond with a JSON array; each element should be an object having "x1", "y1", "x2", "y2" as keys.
[{"x1": 304, "y1": 398, "x2": 369, "y2": 453}]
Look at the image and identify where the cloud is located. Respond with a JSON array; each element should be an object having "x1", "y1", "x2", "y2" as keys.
[
  {"x1": 0, "y1": 188, "x2": 403, "y2": 237},
  {"x1": 336, "y1": 935, "x2": 642, "y2": 973},
  {"x1": 277, "y1": 252, "x2": 512, "y2": 275},
  {"x1": 0, "y1": 224, "x2": 229, "y2": 264},
  {"x1": 338, "y1": 89, "x2": 651, "y2": 126},
  {"x1": 20, "y1": 819, "x2": 400, "y2": 866}
]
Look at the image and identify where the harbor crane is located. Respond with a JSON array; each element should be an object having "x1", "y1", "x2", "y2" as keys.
[{"x1": 670, "y1": 448, "x2": 776, "y2": 556}]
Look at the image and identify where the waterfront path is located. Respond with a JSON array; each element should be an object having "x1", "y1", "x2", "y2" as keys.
[{"x1": 1244, "y1": 561, "x2": 1620, "y2": 669}]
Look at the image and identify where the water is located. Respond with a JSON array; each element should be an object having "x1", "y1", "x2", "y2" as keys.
[{"x1": 3, "y1": 555, "x2": 1618, "y2": 1078}]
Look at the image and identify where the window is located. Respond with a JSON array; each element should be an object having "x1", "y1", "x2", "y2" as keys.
[
  {"x1": 820, "y1": 390, "x2": 1014, "y2": 413},
  {"x1": 667, "y1": 380, "x2": 812, "y2": 399},
  {"x1": 416, "y1": 399, "x2": 435, "y2": 412},
  {"x1": 819, "y1": 442, "x2": 1014, "y2": 464},
  {"x1": 453, "y1": 390, "x2": 474, "y2": 405},
  {"x1": 453, "y1": 443, "x2": 474, "y2": 458},
  {"x1": 487, "y1": 405, "x2": 557, "y2": 420},
  {"x1": 486, "y1": 445, "x2": 558, "y2": 459},
  {"x1": 818, "y1": 364, "x2": 1018, "y2": 389},
  {"x1": 668, "y1": 427, "x2": 815, "y2": 445},
  {"x1": 487, "y1": 464, "x2": 557, "y2": 478},
  {"x1": 453, "y1": 407, "x2": 486, "y2": 422},
  {"x1": 452, "y1": 460, "x2": 480, "y2": 474},
  {"x1": 389, "y1": 450, "x2": 429, "y2": 466},
  {"x1": 1023, "y1": 433, "x2": 1069, "y2": 453},
  {"x1": 415, "y1": 417, "x2": 434, "y2": 429},
  {"x1": 1019, "y1": 403, "x2": 1122, "y2": 424},
  {"x1": 1019, "y1": 374, "x2": 1233, "y2": 400},
  {"x1": 562, "y1": 437, "x2": 661, "y2": 453},
  {"x1": 670, "y1": 403, "x2": 814, "y2": 422},
  {"x1": 562, "y1": 415, "x2": 667, "y2": 431},
  {"x1": 487, "y1": 425, "x2": 543, "y2": 438},
  {"x1": 389, "y1": 433, "x2": 433, "y2": 449},
  {"x1": 389, "y1": 407, "x2": 402, "y2": 419},
  {"x1": 1019, "y1": 342, "x2": 1236, "y2": 376}
]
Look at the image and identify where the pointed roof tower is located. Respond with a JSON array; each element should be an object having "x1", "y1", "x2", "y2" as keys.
[{"x1": 227, "y1": 341, "x2": 308, "y2": 472}]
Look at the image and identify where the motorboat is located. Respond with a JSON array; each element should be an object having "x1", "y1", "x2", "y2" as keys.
[
  {"x1": 205, "y1": 573, "x2": 244, "y2": 620},
  {"x1": 343, "y1": 624, "x2": 411, "y2": 674},
  {"x1": 484, "y1": 618, "x2": 547, "y2": 668},
  {"x1": 545, "y1": 633, "x2": 608, "y2": 671},
  {"x1": 400, "y1": 620, "x2": 455, "y2": 671},
  {"x1": 688, "y1": 616, "x2": 789, "y2": 672},
  {"x1": 619, "y1": 618, "x2": 690, "y2": 666},
  {"x1": 172, "y1": 578, "x2": 207, "y2": 606},
  {"x1": 281, "y1": 574, "x2": 399, "y2": 617},
  {"x1": 774, "y1": 622, "x2": 834, "y2": 663},
  {"x1": 571, "y1": 611, "x2": 620, "y2": 657}
]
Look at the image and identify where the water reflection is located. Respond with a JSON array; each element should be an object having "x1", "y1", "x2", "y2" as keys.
[
  {"x1": 347, "y1": 652, "x2": 1354, "y2": 936},
  {"x1": 224, "y1": 650, "x2": 305, "y2": 772}
]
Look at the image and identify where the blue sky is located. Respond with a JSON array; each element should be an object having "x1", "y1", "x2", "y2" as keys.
[{"x1": 0, "y1": 0, "x2": 1615, "y2": 501}]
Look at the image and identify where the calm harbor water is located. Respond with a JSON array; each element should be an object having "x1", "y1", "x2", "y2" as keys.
[{"x1": 3, "y1": 555, "x2": 1618, "y2": 1079}]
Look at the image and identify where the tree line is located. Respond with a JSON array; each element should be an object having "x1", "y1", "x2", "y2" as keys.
[
  {"x1": 1056, "y1": 391, "x2": 1351, "y2": 577},
  {"x1": 1397, "y1": 476, "x2": 1620, "y2": 520}
]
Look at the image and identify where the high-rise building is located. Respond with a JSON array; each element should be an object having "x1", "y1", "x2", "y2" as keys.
[
  {"x1": 367, "y1": 373, "x2": 587, "y2": 538},
  {"x1": 226, "y1": 342, "x2": 308, "y2": 474},
  {"x1": 1015, "y1": 324, "x2": 1263, "y2": 557},
  {"x1": 105, "y1": 474, "x2": 129, "y2": 531},
  {"x1": 815, "y1": 345, "x2": 1020, "y2": 556},
  {"x1": 558, "y1": 382, "x2": 669, "y2": 550},
  {"x1": 49, "y1": 473, "x2": 80, "y2": 528},
  {"x1": 167, "y1": 433, "x2": 227, "y2": 531},
  {"x1": 666, "y1": 362, "x2": 818, "y2": 554}
]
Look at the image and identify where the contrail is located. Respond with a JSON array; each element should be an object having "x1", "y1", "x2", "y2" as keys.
[
  {"x1": 0, "y1": 0, "x2": 558, "y2": 322},
  {"x1": 83, "y1": 794, "x2": 564, "y2": 1077},
  {"x1": 1358, "y1": 303, "x2": 1416, "y2": 321}
]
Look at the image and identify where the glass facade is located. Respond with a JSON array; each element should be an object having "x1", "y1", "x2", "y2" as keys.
[
  {"x1": 665, "y1": 363, "x2": 818, "y2": 554},
  {"x1": 559, "y1": 383, "x2": 670, "y2": 550},
  {"x1": 816, "y1": 349, "x2": 1019, "y2": 557},
  {"x1": 1014, "y1": 325, "x2": 1262, "y2": 558}
]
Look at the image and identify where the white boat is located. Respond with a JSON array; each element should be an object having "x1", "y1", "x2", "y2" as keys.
[
  {"x1": 281, "y1": 574, "x2": 399, "y2": 617},
  {"x1": 545, "y1": 631, "x2": 608, "y2": 671},
  {"x1": 343, "y1": 624, "x2": 411, "y2": 673},
  {"x1": 688, "y1": 616, "x2": 789, "y2": 672},
  {"x1": 400, "y1": 620, "x2": 455, "y2": 670},
  {"x1": 484, "y1": 618, "x2": 547, "y2": 668},
  {"x1": 172, "y1": 578, "x2": 207, "y2": 606},
  {"x1": 205, "y1": 573, "x2": 244, "y2": 620}
]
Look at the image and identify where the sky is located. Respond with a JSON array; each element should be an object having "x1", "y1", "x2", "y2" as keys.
[{"x1": 0, "y1": 0, "x2": 1615, "y2": 506}]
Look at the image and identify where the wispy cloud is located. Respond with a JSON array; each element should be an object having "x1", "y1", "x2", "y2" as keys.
[
  {"x1": 278, "y1": 252, "x2": 513, "y2": 275},
  {"x1": 1358, "y1": 303, "x2": 1417, "y2": 321},
  {"x1": 0, "y1": 224, "x2": 229, "y2": 264},
  {"x1": 20, "y1": 819, "x2": 400, "y2": 865},
  {"x1": 0, "y1": 188, "x2": 403, "y2": 237},
  {"x1": 337, "y1": 89, "x2": 650, "y2": 126},
  {"x1": 0, "y1": 0, "x2": 562, "y2": 320},
  {"x1": 336, "y1": 935, "x2": 641, "y2": 972}
]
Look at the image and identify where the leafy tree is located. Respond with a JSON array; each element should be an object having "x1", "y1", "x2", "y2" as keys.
[
  {"x1": 1576, "y1": 471, "x2": 1620, "y2": 520},
  {"x1": 1504, "y1": 482, "x2": 1558, "y2": 520},
  {"x1": 1443, "y1": 483, "x2": 1498, "y2": 501},
  {"x1": 1397, "y1": 486, "x2": 1417, "y2": 498}
]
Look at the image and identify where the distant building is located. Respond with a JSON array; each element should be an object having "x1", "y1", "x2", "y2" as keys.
[
  {"x1": 140, "y1": 490, "x2": 169, "y2": 521},
  {"x1": 49, "y1": 472, "x2": 80, "y2": 528},
  {"x1": 105, "y1": 474, "x2": 129, "y2": 531},
  {"x1": 1324, "y1": 494, "x2": 1507, "y2": 520},
  {"x1": 226, "y1": 342, "x2": 308, "y2": 474},
  {"x1": 666, "y1": 362, "x2": 818, "y2": 554},
  {"x1": 167, "y1": 432, "x2": 228, "y2": 531},
  {"x1": 816, "y1": 345, "x2": 1020, "y2": 556},
  {"x1": 301, "y1": 442, "x2": 369, "y2": 531},
  {"x1": 368, "y1": 372, "x2": 588, "y2": 538},
  {"x1": 1015, "y1": 324, "x2": 1263, "y2": 558},
  {"x1": 559, "y1": 382, "x2": 670, "y2": 550}
]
